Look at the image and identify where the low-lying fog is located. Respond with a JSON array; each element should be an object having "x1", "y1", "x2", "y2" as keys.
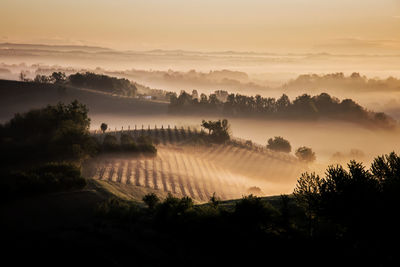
[{"x1": 90, "y1": 114, "x2": 400, "y2": 172}]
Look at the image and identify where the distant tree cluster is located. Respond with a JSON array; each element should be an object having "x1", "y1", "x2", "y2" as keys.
[
  {"x1": 33, "y1": 71, "x2": 66, "y2": 84},
  {"x1": 169, "y1": 91, "x2": 396, "y2": 128},
  {"x1": 266, "y1": 136, "x2": 316, "y2": 162},
  {"x1": 33, "y1": 71, "x2": 137, "y2": 97},
  {"x1": 68, "y1": 72, "x2": 137, "y2": 96},
  {"x1": 285, "y1": 72, "x2": 400, "y2": 92}
]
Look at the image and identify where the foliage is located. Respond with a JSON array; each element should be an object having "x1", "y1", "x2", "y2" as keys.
[
  {"x1": 100, "y1": 133, "x2": 156, "y2": 154},
  {"x1": 0, "y1": 100, "x2": 97, "y2": 162},
  {"x1": 293, "y1": 152, "x2": 400, "y2": 244},
  {"x1": 68, "y1": 72, "x2": 137, "y2": 97},
  {"x1": 1, "y1": 162, "x2": 86, "y2": 198},
  {"x1": 102, "y1": 134, "x2": 119, "y2": 152},
  {"x1": 201, "y1": 119, "x2": 230, "y2": 143},
  {"x1": 142, "y1": 193, "x2": 160, "y2": 210},
  {"x1": 169, "y1": 91, "x2": 397, "y2": 128},
  {"x1": 295, "y1": 146, "x2": 316, "y2": 162},
  {"x1": 120, "y1": 133, "x2": 138, "y2": 151},
  {"x1": 100, "y1": 123, "x2": 108, "y2": 133},
  {"x1": 96, "y1": 197, "x2": 140, "y2": 222},
  {"x1": 267, "y1": 136, "x2": 291, "y2": 153}
]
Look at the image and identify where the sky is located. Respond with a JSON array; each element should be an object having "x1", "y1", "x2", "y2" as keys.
[{"x1": 1, "y1": 0, "x2": 399, "y2": 53}]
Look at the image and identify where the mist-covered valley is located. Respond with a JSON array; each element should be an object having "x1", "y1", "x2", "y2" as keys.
[{"x1": 3, "y1": 0, "x2": 400, "y2": 264}]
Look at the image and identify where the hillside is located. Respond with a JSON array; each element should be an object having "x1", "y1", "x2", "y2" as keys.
[
  {"x1": 0, "y1": 79, "x2": 167, "y2": 121},
  {"x1": 84, "y1": 128, "x2": 304, "y2": 202}
]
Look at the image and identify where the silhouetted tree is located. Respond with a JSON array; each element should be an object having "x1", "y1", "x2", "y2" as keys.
[
  {"x1": 100, "y1": 123, "x2": 108, "y2": 133},
  {"x1": 295, "y1": 146, "x2": 316, "y2": 162},
  {"x1": 50, "y1": 72, "x2": 66, "y2": 84},
  {"x1": 201, "y1": 119, "x2": 230, "y2": 143},
  {"x1": 209, "y1": 193, "x2": 220, "y2": 208},
  {"x1": 267, "y1": 136, "x2": 291, "y2": 153},
  {"x1": 293, "y1": 172, "x2": 321, "y2": 236}
]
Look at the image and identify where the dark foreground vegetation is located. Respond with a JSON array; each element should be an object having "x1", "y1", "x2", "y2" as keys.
[
  {"x1": 90, "y1": 152, "x2": 398, "y2": 267},
  {"x1": 2, "y1": 152, "x2": 398, "y2": 266},
  {"x1": 169, "y1": 90, "x2": 397, "y2": 129},
  {"x1": 0, "y1": 101, "x2": 398, "y2": 266},
  {"x1": 0, "y1": 101, "x2": 156, "y2": 199}
]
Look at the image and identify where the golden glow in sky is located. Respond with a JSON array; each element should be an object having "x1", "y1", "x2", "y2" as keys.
[{"x1": 1, "y1": 0, "x2": 399, "y2": 53}]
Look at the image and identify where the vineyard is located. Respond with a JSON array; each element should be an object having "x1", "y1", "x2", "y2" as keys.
[{"x1": 85, "y1": 126, "x2": 305, "y2": 202}]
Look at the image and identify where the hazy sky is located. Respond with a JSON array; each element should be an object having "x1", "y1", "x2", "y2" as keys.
[{"x1": 1, "y1": 0, "x2": 399, "y2": 53}]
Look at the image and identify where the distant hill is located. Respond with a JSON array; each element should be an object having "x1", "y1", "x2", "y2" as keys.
[
  {"x1": 0, "y1": 80, "x2": 167, "y2": 121},
  {"x1": 0, "y1": 42, "x2": 112, "y2": 53}
]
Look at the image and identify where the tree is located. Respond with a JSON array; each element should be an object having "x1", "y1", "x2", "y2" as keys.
[
  {"x1": 266, "y1": 136, "x2": 291, "y2": 153},
  {"x1": 0, "y1": 100, "x2": 96, "y2": 162},
  {"x1": 295, "y1": 146, "x2": 316, "y2": 163},
  {"x1": 143, "y1": 193, "x2": 160, "y2": 210},
  {"x1": 209, "y1": 193, "x2": 220, "y2": 208},
  {"x1": 100, "y1": 123, "x2": 108, "y2": 133},
  {"x1": 293, "y1": 172, "x2": 322, "y2": 236},
  {"x1": 19, "y1": 71, "x2": 28, "y2": 81},
  {"x1": 50, "y1": 72, "x2": 66, "y2": 84},
  {"x1": 34, "y1": 74, "x2": 50, "y2": 83},
  {"x1": 201, "y1": 119, "x2": 230, "y2": 143}
]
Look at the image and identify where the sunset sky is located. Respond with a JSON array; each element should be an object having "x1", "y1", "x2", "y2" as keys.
[{"x1": 1, "y1": 0, "x2": 399, "y2": 53}]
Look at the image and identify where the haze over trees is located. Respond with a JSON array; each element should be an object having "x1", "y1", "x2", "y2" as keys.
[
  {"x1": 295, "y1": 146, "x2": 316, "y2": 163},
  {"x1": 285, "y1": 72, "x2": 400, "y2": 92},
  {"x1": 169, "y1": 91, "x2": 397, "y2": 129},
  {"x1": 68, "y1": 72, "x2": 137, "y2": 96}
]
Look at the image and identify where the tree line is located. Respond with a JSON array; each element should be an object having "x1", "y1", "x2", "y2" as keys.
[
  {"x1": 31, "y1": 71, "x2": 138, "y2": 97},
  {"x1": 169, "y1": 91, "x2": 396, "y2": 128}
]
